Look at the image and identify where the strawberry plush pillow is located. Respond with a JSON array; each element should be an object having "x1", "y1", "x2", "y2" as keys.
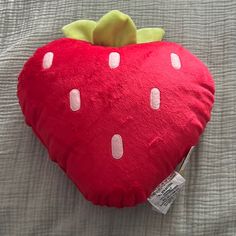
[{"x1": 17, "y1": 10, "x2": 215, "y2": 207}]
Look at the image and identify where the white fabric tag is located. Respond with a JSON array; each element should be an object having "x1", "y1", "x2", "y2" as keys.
[
  {"x1": 178, "y1": 146, "x2": 195, "y2": 174},
  {"x1": 147, "y1": 171, "x2": 185, "y2": 214}
]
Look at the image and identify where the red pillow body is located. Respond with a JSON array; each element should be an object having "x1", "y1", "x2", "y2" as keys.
[{"x1": 17, "y1": 12, "x2": 215, "y2": 208}]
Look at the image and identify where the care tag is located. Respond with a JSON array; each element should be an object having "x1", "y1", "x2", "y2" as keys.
[
  {"x1": 147, "y1": 147, "x2": 195, "y2": 214},
  {"x1": 147, "y1": 171, "x2": 185, "y2": 214},
  {"x1": 178, "y1": 146, "x2": 195, "y2": 175}
]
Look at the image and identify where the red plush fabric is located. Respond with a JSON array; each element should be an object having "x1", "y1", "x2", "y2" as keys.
[{"x1": 17, "y1": 38, "x2": 214, "y2": 207}]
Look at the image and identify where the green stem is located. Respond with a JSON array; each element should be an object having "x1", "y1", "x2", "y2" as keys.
[{"x1": 62, "y1": 10, "x2": 165, "y2": 47}]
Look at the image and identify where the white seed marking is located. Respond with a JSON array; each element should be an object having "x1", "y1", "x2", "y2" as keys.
[
  {"x1": 109, "y1": 52, "x2": 120, "y2": 69},
  {"x1": 171, "y1": 53, "x2": 181, "y2": 69},
  {"x1": 42, "y1": 52, "x2": 54, "y2": 69},
  {"x1": 111, "y1": 134, "x2": 123, "y2": 159},
  {"x1": 150, "y1": 88, "x2": 160, "y2": 110},
  {"x1": 69, "y1": 89, "x2": 81, "y2": 111}
]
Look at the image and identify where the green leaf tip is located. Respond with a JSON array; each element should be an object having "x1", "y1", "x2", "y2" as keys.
[
  {"x1": 62, "y1": 10, "x2": 165, "y2": 47},
  {"x1": 62, "y1": 20, "x2": 96, "y2": 43},
  {"x1": 137, "y1": 28, "x2": 165, "y2": 43},
  {"x1": 93, "y1": 10, "x2": 137, "y2": 47}
]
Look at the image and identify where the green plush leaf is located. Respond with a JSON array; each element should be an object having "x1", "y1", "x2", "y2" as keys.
[
  {"x1": 62, "y1": 20, "x2": 97, "y2": 43},
  {"x1": 93, "y1": 10, "x2": 137, "y2": 47},
  {"x1": 61, "y1": 11, "x2": 165, "y2": 46},
  {"x1": 137, "y1": 28, "x2": 165, "y2": 43}
]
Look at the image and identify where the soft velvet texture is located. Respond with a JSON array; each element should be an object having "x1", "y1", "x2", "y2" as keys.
[{"x1": 17, "y1": 38, "x2": 215, "y2": 207}]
